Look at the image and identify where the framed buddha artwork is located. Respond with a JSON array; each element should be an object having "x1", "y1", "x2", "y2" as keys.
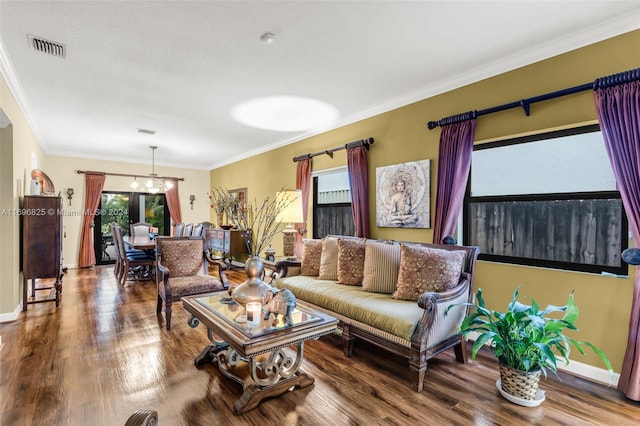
[{"x1": 375, "y1": 160, "x2": 430, "y2": 229}]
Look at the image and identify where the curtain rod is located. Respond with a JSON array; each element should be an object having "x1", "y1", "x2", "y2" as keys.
[
  {"x1": 293, "y1": 137, "x2": 374, "y2": 162},
  {"x1": 427, "y1": 67, "x2": 640, "y2": 130},
  {"x1": 76, "y1": 170, "x2": 184, "y2": 181}
]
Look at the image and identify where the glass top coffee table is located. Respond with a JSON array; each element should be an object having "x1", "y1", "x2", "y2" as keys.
[{"x1": 182, "y1": 290, "x2": 338, "y2": 414}]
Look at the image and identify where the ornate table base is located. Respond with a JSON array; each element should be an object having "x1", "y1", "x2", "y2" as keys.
[
  {"x1": 194, "y1": 332, "x2": 315, "y2": 414},
  {"x1": 183, "y1": 291, "x2": 337, "y2": 415}
]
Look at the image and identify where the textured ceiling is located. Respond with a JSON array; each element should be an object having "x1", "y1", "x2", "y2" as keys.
[{"x1": 0, "y1": 1, "x2": 638, "y2": 170}]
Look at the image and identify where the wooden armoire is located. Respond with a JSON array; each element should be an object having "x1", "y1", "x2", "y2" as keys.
[{"x1": 21, "y1": 195, "x2": 63, "y2": 311}]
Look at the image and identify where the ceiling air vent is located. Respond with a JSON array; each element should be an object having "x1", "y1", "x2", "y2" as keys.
[{"x1": 27, "y1": 35, "x2": 66, "y2": 59}]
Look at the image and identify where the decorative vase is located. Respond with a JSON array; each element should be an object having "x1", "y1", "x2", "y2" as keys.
[
  {"x1": 498, "y1": 359, "x2": 541, "y2": 401},
  {"x1": 217, "y1": 213, "x2": 224, "y2": 228},
  {"x1": 231, "y1": 256, "x2": 272, "y2": 309}
]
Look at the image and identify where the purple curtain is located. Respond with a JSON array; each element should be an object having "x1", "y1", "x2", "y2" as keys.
[
  {"x1": 78, "y1": 173, "x2": 106, "y2": 267},
  {"x1": 594, "y1": 71, "x2": 640, "y2": 400},
  {"x1": 295, "y1": 158, "x2": 312, "y2": 256},
  {"x1": 432, "y1": 117, "x2": 477, "y2": 244},
  {"x1": 347, "y1": 144, "x2": 370, "y2": 238}
]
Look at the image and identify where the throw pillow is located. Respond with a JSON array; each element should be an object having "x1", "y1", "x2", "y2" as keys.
[
  {"x1": 337, "y1": 238, "x2": 366, "y2": 285},
  {"x1": 362, "y1": 241, "x2": 401, "y2": 294},
  {"x1": 301, "y1": 238, "x2": 323, "y2": 276},
  {"x1": 318, "y1": 236, "x2": 339, "y2": 280},
  {"x1": 392, "y1": 244, "x2": 466, "y2": 301}
]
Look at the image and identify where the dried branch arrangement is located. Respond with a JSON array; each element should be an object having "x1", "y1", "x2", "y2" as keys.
[{"x1": 209, "y1": 187, "x2": 295, "y2": 256}]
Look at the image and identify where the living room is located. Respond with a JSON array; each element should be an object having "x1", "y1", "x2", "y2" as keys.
[{"x1": 1, "y1": 2, "x2": 640, "y2": 424}]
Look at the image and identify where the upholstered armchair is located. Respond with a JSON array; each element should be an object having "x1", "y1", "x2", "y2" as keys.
[{"x1": 156, "y1": 236, "x2": 228, "y2": 330}]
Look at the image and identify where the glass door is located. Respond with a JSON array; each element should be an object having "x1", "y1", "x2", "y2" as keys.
[{"x1": 94, "y1": 192, "x2": 170, "y2": 265}]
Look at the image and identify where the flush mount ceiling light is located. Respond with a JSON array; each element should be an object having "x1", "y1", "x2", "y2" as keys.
[{"x1": 231, "y1": 96, "x2": 339, "y2": 132}]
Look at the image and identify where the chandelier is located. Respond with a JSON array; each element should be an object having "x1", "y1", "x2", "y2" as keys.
[{"x1": 130, "y1": 145, "x2": 174, "y2": 193}]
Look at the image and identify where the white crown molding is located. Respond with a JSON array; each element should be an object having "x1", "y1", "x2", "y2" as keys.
[
  {"x1": 0, "y1": 37, "x2": 45, "y2": 149},
  {"x1": 3, "y1": 12, "x2": 637, "y2": 171},
  {"x1": 210, "y1": 13, "x2": 640, "y2": 170}
]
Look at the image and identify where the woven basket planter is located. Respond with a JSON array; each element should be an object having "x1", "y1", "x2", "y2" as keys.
[{"x1": 499, "y1": 360, "x2": 541, "y2": 401}]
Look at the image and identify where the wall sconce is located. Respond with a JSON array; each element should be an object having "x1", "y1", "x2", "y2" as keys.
[
  {"x1": 189, "y1": 194, "x2": 195, "y2": 210},
  {"x1": 66, "y1": 188, "x2": 74, "y2": 206}
]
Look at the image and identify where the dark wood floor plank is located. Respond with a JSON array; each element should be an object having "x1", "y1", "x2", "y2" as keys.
[{"x1": 1, "y1": 265, "x2": 639, "y2": 425}]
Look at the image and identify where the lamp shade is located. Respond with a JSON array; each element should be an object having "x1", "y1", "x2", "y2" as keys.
[{"x1": 276, "y1": 190, "x2": 304, "y2": 224}]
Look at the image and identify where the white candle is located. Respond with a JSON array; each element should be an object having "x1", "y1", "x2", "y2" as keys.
[{"x1": 246, "y1": 302, "x2": 262, "y2": 327}]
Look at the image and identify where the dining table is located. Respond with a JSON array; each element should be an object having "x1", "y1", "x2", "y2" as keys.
[{"x1": 123, "y1": 235, "x2": 157, "y2": 251}]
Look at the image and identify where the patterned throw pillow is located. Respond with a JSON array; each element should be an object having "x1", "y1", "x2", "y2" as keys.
[
  {"x1": 337, "y1": 238, "x2": 366, "y2": 285},
  {"x1": 362, "y1": 241, "x2": 401, "y2": 294},
  {"x1": 392, "y1": 244, "x2": 466, "y2": 301},
  {"x1": 301, "y1": 239, "x2": 323, "y2": 276},
  {"x1": 318, "y1": 237, "x2": 339, "y2": 280}
]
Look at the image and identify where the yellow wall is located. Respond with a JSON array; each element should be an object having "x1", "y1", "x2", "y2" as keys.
[
  {"x1": 210, "y1": 30, "x2": 640, "y2": 372},
  {"x1": 0, "y1": 73, "x2": 45, "y2": 315}
]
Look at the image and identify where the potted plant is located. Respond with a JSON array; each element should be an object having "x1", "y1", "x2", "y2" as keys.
[{"x1": 447, "y1": 287, "x2": 613, "y2": 405}]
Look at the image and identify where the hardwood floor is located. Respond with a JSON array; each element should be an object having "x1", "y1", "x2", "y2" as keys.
[{"x1": 1, "y1": 265, "x2": 639, "y2": 425}]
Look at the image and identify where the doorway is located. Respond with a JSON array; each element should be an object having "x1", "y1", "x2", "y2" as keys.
[{"x1": 94, "y1": 191, "x2": 170, "y2": 265}]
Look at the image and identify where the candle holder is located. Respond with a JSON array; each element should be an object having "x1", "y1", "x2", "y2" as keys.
[{"x1": 246, "y1": 302, "x2": 262, "y2": 327}]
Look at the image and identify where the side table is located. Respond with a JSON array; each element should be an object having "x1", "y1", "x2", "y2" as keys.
[{"x1": 262, "y1": 257, "x2": 300, "y2": 283}]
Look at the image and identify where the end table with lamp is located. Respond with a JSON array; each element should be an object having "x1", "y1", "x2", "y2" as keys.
[{"x1": 276, "y1": 189, "x2": 304, "y2": 258}]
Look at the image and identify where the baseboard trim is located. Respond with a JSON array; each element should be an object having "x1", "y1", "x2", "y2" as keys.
[
  {"x1": 0, "y1": 304, "x2": 21, "y2": 323},
  {"x1": 465, "y1": 331, "x2": 618, "y2": 387}
]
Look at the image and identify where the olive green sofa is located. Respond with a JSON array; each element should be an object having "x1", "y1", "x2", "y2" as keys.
[{"x1": 273, "y1": 238, "x2": 479, "y2": 392}]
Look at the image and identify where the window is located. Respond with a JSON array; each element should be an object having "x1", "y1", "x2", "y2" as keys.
[
  {"x1": 312, "y1": 168, "x2": 355, "y2": 238},
  {"x1": 463, "y1": 124, "x2": 628, "y2": 275},
  {"x1": 94, "y1": 191, "x2": 170, "y2": 265}
]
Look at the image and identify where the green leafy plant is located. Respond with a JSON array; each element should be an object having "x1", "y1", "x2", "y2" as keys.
[{"x1": 447, "y1": 287, "x2": 613, "y2": 379}]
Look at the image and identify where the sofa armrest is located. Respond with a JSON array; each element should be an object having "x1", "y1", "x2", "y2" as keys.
[
  {"x1": 412, "y1": 277, "x2": 471, "y2": 349},
  {"x1": 273, "y1": 259, "x2": 302, "y2": 279}
]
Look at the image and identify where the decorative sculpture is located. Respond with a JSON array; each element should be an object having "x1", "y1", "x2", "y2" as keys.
[
  {"x1": 263, "y1": 288, "x2": 297, "y2": 326},
  {"x1": 31, "y1": 169, "x2": 56, "y2": 195}
]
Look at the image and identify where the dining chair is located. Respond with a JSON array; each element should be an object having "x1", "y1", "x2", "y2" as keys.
[
  {"x1": 110, "y1": 222, "x2": 123, "y2": 281},
  {"x1": 130, "y1": 221, "x2": 152, "y2": 237},
  {"x1": 192, "y1": 223, "x2": 204, "y2": 237},
  {"x1": 183, "y1": 223, "x2": 194, "y2": 237},
  {"x1": 174, "y1": 222, "x2": 185, "y2": 237},
  {"x1": 156, "y1": 236, "x2": 228, "y2": 330},
  {"x1": 114, "y1": 225, "x2": 156, "y2": 286}
]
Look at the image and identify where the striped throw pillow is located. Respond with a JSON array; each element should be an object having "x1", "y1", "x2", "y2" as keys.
[
  {"x1": 318, "y1": 237, "x2": 339, "y2": 280},
  {"x1": 361, "y1": 241, "x2": 401, "y2": 294}
]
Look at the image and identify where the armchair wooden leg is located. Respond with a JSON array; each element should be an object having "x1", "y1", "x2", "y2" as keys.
[
  {"x1": 156, "y1": 295, "x2": 162, "y2": 314},
  {"x1": 165, "y1": 301, "x2": 172, "y2": 330}
]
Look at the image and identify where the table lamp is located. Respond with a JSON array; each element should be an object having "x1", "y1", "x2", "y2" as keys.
[{"x1": 276, "y1": 190, "x2": 304, "y2": 258}]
